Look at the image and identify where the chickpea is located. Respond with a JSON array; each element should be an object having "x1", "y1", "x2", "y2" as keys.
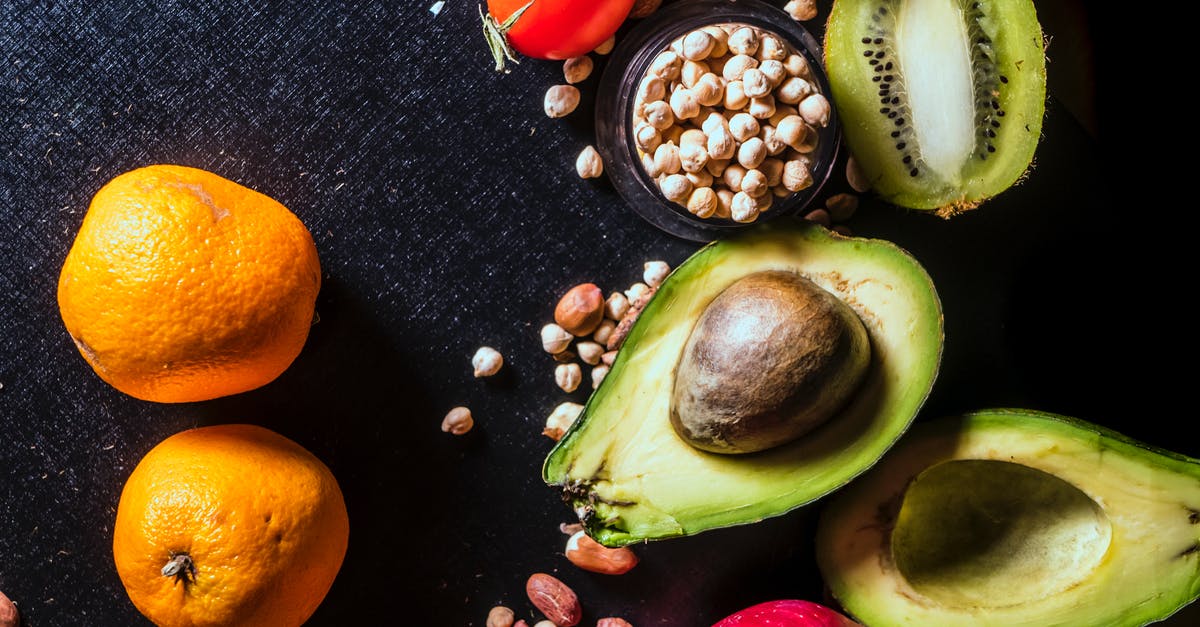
[
  {"x1": 759, "y1": 158, "x2": 784, "y2": 187},
  {"x1": 681, "y1": 60, "x2": 708, "y2": 88},
  {"x1": 731, "y1": 191, "x2": 760, "y2": 222},
  {"x1": 702, "y1": 25, "x2": 729, "y2": 57},
  {"x1": 686, "y1": 169, "x2": 714, "y2": 189},
  {"x1": 776, "y1": 76, "x2": 813, "y2": 104},
  {"x1": 682, "y1": 30, "x2": 716, "y2": 61},
  {"x1": 728, "y1": 27, "x2": 760, "y2": 56},
  {"x1": 576, "y1": 145, "x2": 604, "y2": 179},
  {"x1": 670, "y1": 87, "x2": 701, "y2": 119},
  {"x1": 737, "y1": 137, "x2": 767, "y2": 169},
  {"x1": 783, "y1": 159, "x2": 814, "y2": 191},
  {"x1": 775, "y1": 115, "x2": 808, "y2": 150},
  {"x1": 705, "y1": 158, "x2": 731, "y2": 177},
  {"x1": 544, "y1": 85, "x2": 580, "y2": 118},
  {"x1": 741, "y1": 169, "x2": 768, "y2": 197},
  {"x1": 653, "y1": 142, "x2": 681, "y2": 175},
  {"x1": 634, "y1": 123, "x2": 662, "y2": 152},
  {"x1": 644, "y1": 100, "x2": 675, "y2": 130},
  {"x1": 687, "y1": 186, "x2": 718, "y2": 218},
  {"x1": 679, "y1": 143, "x2": 709, "y2": 173},
  {"x1": 758, "y1": 34, "x2": 788, "y2": 61},
  {"x1": 714, "y1": 188, "x2": 734, "y2": 219},
  {"x1": 706, "y1": 127, "x2": 737, "y2": 161},
  {"x1": 722, "y1": 163, "x2": 747, "y2": 192},
  {"x1": 649, "y1": 50, "x2": 682, "y2": 81},
  {"x1": 749, "y1": 94, "x2": 776, "y2": 119},
  {"x1": 784, "y1": 53, "x2": 810, "y2": 78},
  {"x1": 799, "y1": 93, "x2": 831, "y2": 127},
  {"x1": 728, "y1": 112, "x2": 760, "y2": 142},
  {"x1": 785, "y1": 0, "x2": 818, "y2": 21},
  {"x1": 638, "y1": 76, "x2": 666, "y2": 103},
  {"x1": 660, "y1": 173, "x2": 693, "y2": 202},
  {"x1": 721, "y1": 54, "x2": 758, "y2": 81},
  {"x1": 759, "y1": 59, "x2": 786, "y2": 87},
  {"x1": 724, "y1": 80, "x2": 749, "y2": 110},
  {"x1": 692, "y1": 73, "x2": 725, "y2": 107},
  {"x1": 741, "y1": 68, "x2": 772, "y2": 98}
]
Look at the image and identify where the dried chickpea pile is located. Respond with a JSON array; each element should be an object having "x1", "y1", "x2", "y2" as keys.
[{"x1": 632, "y1": 23, "x2": 832, "y2": 223}]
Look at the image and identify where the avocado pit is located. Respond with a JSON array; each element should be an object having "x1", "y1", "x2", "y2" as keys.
[{"x1": 671, "y1": 270, "x2": 870, "y2": 454}]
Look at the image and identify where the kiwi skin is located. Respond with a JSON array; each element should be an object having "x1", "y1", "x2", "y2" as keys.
[{"x1": 824, "y1": 0, "x2": 1047, "y2": 214}]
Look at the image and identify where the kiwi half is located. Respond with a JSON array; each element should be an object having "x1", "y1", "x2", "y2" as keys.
[{"x1": 825, "y1": 0, "x2": 1046, "y2": 214}]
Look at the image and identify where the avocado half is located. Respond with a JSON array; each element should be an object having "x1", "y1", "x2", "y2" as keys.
[
  {"x1": 816, "y1": 409, "x2": 1200, "y2": 627},
  {"x1": 542, "y1": 222, "x2": 944, "y2": 546}
]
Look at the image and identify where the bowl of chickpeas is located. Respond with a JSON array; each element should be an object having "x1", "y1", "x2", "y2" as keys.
[{"x1": 595, "y1": 0, "x2": 839, "y2": 242}]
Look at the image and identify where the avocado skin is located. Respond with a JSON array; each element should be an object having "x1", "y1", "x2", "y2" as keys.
[
  {"x1": 816, "y1": 409, "x2": 1200, "y2": 627},
  {"x1": 543, "y1": 222, "x2": 944, "y2": 547}
]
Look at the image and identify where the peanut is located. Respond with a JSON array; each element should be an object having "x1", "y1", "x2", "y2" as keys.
[
  {"x1": 526, "y1": 573, "x2": 582, "y2": 627},
  {"x1": 555, "y1": 283, "x2": 604, "y2": 336},
  {"x1": 564, "y1": 530, "x2": 639, "y2": 575}
]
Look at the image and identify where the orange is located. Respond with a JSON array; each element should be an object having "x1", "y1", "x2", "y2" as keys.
[
  {"x1": 57, "y1": 164, "x2": 321, "y2": 403},
  {"x1": 113, "y1": 424, "x2": 349, "y2": 627}
]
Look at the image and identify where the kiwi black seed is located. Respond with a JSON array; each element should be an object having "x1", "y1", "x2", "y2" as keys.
[{"x1": 824, "y1": 0, "x2": 1046, "y2": 214}]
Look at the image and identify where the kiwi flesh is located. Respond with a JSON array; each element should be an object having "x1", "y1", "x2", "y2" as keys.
[{"x1": 825, "y1": 0, "x2": 1046, "y2": 214}]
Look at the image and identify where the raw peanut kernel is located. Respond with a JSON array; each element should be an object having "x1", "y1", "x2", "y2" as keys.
[
  {"x1": 598, "y1": 619, "x2": 633, "y2": 627},
  {"x1": 565, "y1": 530, "x2": 639, "y2": 575},
  {"x1": 555, "y1": 283, "x2": 605, "y2": 336},
  {"x1": 526, "y1": 573, "x2": 582, "y2": 627}
]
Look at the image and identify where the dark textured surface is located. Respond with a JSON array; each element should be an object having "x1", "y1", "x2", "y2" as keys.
[{"x1": 0, "y1": 1, "x2": 1183, "y2": 626}]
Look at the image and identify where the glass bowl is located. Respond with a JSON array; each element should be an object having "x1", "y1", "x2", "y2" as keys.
[{"x1": 595, "y1": 0, "x2": 841, "y2": 242}]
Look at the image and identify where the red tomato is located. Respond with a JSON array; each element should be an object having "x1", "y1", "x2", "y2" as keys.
[{"x1": 486, "y1": 0, "x2": 635, "y2": 60}]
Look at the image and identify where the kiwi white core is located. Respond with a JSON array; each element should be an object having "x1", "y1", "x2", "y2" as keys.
[{"x1": 896, "y1": 0, "x2": 975, "y2": 183}]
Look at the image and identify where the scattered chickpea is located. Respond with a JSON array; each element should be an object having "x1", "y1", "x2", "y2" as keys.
[
  {"x1": 544, "y1": 85, "x2": 580, "y2": 118},
  {"x1": 594, "y1": 35, "x2": 616, "y2": 55},
  {"x1": 541, "y1": 323, "x2": 573, "y2": 354},
  {"x1": 563, "y1": 56, "x2": 593, "y2": 84},
  {"x1": 441, "y1": 407, "x2": 473, "y2": 435},
  {"x1": 601, "y1": 350, "x2": 618, "y2": 367},
  {"x1": 785, "y1": 0, "x2": 819, "y2": 21},
  {"x1": 577, "y1": 341, "x2": 604, "y2": 366},
  {"x1": 591, "y1": 364, "x2": 611, "y2": 389},
  {"x1": 625, "y1": 282, "x2": 651, "y2": 304},
  {"x1": 593, "y1": 319, "x2": 616, "y2": 345},
  {"x1": 643, "y1": 261, "x2": 671, "y2": 287},
  {"x1": 472, "y1": 346, "x2": 504, "y2": 377},
  {"x1": 576, "y1": 145, "x2": 604, "y2": 179},
  {"x1": 544, "y1": 402, "x2": 584, "y2": 441},
  {"x1": 605, "y1": 292, "x2": 630, "y2": 320},
  {"x1": 556, "y1": 363, "x2": 583, "y2": 393},
  {"x1": 488, "y1": 606, "x2": 516, "y2": 627}
]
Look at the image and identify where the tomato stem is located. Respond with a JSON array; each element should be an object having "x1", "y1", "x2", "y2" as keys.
[{"x1": 480, "y1": 0, "x2": 535, "y2": 73}]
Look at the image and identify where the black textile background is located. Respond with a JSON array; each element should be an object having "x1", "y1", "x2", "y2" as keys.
[{"x1": 0, "y1": 1, "x2": 1182, "y2": 625}]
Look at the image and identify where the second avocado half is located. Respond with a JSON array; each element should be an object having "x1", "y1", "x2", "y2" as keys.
[{"x1": 543, "y1": 222, "x2": 944, "y2": 546}]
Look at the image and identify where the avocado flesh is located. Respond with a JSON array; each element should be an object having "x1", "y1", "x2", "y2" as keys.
[
  {"x1": 816, "y1": 409, "x2": 1200, "y2": 627},
  {"x1": 542, "y1": 223, "x2": 944, "y2": 547}
]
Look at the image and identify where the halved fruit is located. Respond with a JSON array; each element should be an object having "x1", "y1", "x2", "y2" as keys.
[
  {"x1": 542, "y1": 222, "x2": 943, "y2": 546},
  {"x1": 825, "y1": 0, "x2": 1046, "y2": 214},
  {"x1": 816, "y1": 409, "x2": 1200, "y2": 627}
]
